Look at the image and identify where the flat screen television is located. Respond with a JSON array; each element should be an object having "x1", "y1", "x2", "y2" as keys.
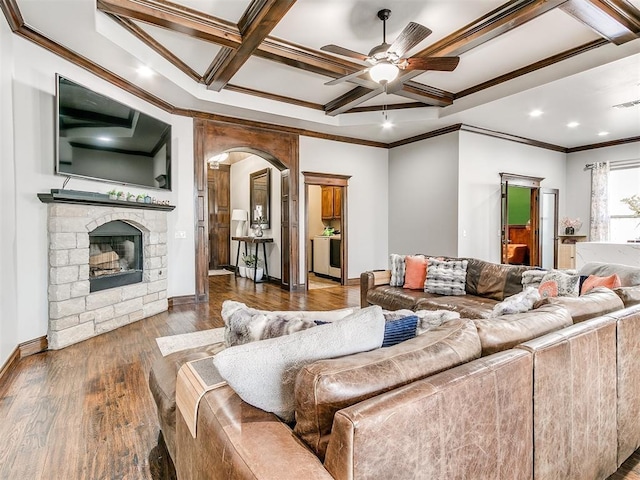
[{"x1": 55, "y1": 74, "x2": 172, "y2": 190}]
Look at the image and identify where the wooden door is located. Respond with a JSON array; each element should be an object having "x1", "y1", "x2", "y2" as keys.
[
  {"x1": 208, "y1": 165, "x2": 231, "y2": 269},
  {"x1": 281, "y1": 170, "x2": 290, "y2": 287}
]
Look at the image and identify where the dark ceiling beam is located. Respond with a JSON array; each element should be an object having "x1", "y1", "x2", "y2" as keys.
[
  {"x1": 322, "y1": 0, "x2": 569, "y2": 116},
  {"x1": 96, "y1": 0, "x2": 242, "y2": 48},
  {"x1": 560, "y1": 0, "x2": 640, "y2": 44},
  {"x1": 107, "y1": 14, "x2": 203, "y2": 83},
  {"x1": 205, "y1": 0, "x2": 297, "y2": 91},
  {"x1": 324, "y1": 86, "x2": 384, "y2": 116}
]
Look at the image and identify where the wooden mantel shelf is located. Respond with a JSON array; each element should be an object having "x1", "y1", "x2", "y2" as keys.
[{"x1": 37, "y1": 190, "x2": 176, "y2": 211}]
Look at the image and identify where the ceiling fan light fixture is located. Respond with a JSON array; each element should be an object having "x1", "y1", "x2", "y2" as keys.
[{"x1": 370, "y1": 61, "x2": 399, "y2": 84}]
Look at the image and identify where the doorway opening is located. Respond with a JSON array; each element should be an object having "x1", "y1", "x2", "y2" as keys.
[
  {"x1": 500, "y1": 173, "x2": 558, "y2": 268},
  {"x1": 303, "y1": 171, "x2": 350, "y2": 290}
]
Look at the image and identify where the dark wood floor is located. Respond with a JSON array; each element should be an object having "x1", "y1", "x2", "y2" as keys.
[{"x1": 0, "y1": 274, "x2": 638, "y2": 479}]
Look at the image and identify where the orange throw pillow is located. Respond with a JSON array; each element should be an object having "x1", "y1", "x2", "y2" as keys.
[
  {"x1": 581, "y1": 274, "x2": 622, "y2": 295},
  {"x1": 403, "y1": 255, "x2": 428, "y2": 290},
  {"x1": 538, "y1": 280, "x2": 558, "y2": 299}
]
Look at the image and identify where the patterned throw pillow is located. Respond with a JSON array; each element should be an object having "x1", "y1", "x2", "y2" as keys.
[
  {"x1": 389, "y1": 254, "x2": 406, "y2": 287},
  {"x1": 424, "y1": 258, "x2": 468, "y2": 296},
  {"x1": 403, "y1": 255, "x2": 428, "y2": 290},
  {"x1": 539, "y1": 280, "x2": 559, "y2": 299},
  {"x1": 581, "y1": 274, "x2": 622, "y2": 295},
  {"x1": 540, "y1": 270, "x2": 579, "y2": 297},
  {"x1": 381, "y1": 315, "x2": 418, "y2": 347}
]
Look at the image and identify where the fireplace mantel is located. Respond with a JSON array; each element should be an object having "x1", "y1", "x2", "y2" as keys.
[{"x1": 38, "y1": 190, "x2": 175, "y2": 211}]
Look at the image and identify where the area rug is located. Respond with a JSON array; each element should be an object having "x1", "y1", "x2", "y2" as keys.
[
  {"x1": 208, "y1": 269, "x2": 234, "y2": 276},
  {"x1": 156, "y1": 328, "x2": 225, "y2": 356}
]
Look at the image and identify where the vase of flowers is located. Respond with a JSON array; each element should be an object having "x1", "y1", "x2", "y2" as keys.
[
  {"x1": 621, "y1": 195, "x2": 640, "y2": 239},
  {"x1": 561, "y1": 217, "x2": 582, "y2": 235}
]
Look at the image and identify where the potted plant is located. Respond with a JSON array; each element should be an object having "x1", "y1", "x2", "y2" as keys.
[
  {"x1": 242, "y1": 253, "x2": 263, "y2": 281},
  {"x1": 137, "y1": 193, "x2": 146, "y2": 203},
  {"x1": 127, "y1": 192, "x2": 136, "y2": 202},
  {"x1": 107, "y1": 189, "x2": 118, "y2": 200},
  {"x1": 560, "y1": 217, "x2": 582, "y2": 235},
  {"x1": 117, "y1": 191, "x2": 126, "y2": 201},
  {"x1": 621, "y1": 195, "x2": 640, "y2": 239}
]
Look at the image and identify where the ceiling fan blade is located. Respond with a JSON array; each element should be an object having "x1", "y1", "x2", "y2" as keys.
[
  {"x1": 325, "y1": 68, "x2": 370, "y2": 86},
  {"x1": 404, "y1": 56, "x2": 460, "y2": 72},
  {"x1": 388, "y1": 22, "x2": 432, "y2": 58},
  {"x1": 320, "y1": 44, "x2": 369, "y2": 62}
]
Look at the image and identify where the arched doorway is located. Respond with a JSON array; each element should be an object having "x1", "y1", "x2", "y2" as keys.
[{"x1": 193, "y1": 118, "x2": 300, "y2": 301}]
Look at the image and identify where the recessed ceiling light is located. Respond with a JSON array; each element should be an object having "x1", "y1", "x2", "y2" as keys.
[
  {"x1": 567, "y1": 121, "x2": 580, "y2": 128},
  {"x1": 97, "y1": 136, "x2": 112, "y2": 142},
  {"x1": 598, "y1": 131, "x2": 609, "y2": 136},
  {"x1": 137, "y1": 65, "x2": 154, "y2": 77},
  {"x1": 382, "y1": 120, "x2": 393, "y2": 129},
  {"x1": 529, "y1": 109, "x2": 543, "y2": 117}
]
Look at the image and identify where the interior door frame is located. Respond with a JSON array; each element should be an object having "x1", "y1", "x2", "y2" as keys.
[
  {"x1": 302, "y1": 171, "x2": 350, "y2": 288},
  {"x1": 500, "y1": 172, "x2": 544, "y2": 266},
  {"x1": 193, "y1": 118, "x2": 300, "y2": 301},
  {"x1": 539, "y1": 188, "x2": 559, "y2": 269}
]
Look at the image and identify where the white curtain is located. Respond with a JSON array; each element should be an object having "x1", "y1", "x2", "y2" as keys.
[{"x1": 589, "y1": 162, "x2": 610, "y2": 242}]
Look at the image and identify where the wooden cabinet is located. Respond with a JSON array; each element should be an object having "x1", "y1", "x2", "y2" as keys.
[
  {"x1": 321, "y1": 186, "x2": 341, "y2": 220},
  {"x1": 557, "y1": 235, "x2": 587, "y2": 269}
]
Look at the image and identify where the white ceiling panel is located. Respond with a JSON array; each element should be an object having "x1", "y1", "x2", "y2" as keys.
[
  {"x1": 172, "y1": 0, "x2": 251, "y2": 23},
  {"x1": 232, "y1": 56, "x2": 355, "y2": 105},
  {"x1": 133, "y1": 20, "x2": 222, "y2": 76},
  {"x1": 416, "y1": 8, "x2": 601, "y2": 93}
]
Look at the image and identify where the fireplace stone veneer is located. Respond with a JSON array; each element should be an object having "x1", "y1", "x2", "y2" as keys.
[{"x1": 47, "y1": 203, "x2": 168, "y2": 349}]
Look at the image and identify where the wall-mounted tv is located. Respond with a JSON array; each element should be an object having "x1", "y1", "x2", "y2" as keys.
[{"x1": 55, "y1": 74, "x2": 172, "y2": 190}]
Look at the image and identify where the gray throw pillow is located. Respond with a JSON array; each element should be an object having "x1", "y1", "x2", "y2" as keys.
[
  {"x1": 424, "y1": 258, "x2": 468, "y2": 296},
  {"x1": 213, "y1": 305, "x2": 386, "y2": 422},
  {"x1": 490, "y1": 287, "x2": 541, "y2": 317},
  {"x1": 389, "y1": 254, "x2": 406, "y2": 287}
]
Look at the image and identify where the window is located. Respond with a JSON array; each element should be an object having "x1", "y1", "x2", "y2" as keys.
[{"x1": 609, "y1": 166, "x2": 640, "y2": 243}]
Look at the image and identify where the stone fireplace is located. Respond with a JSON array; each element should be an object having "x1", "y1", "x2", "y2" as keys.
[{"x1": 46, "y1": 202, "x2": 169, "y2": 349}]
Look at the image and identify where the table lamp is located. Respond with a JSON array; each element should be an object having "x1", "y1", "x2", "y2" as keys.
[{"x1": 231, "y1": 209, "x2": 248, "y2": 237}]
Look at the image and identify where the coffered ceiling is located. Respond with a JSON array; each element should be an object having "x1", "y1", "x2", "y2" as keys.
[{"x1": 3, "y1": 0, "x2": 640, "y2": 149}]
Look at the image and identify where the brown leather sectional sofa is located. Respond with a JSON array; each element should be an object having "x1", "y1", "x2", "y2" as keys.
[{"x1": 149, "y1": 260, "x2": 640, "y2": 479}]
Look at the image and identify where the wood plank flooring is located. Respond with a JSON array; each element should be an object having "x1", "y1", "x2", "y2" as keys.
[{"x1": 0, "y1": 274, "x2": 638, "y2": 479}]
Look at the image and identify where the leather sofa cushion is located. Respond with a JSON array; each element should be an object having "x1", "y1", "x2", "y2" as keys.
[
  {"x1": 614, "y1": 286, "x2": 640, "y2": 307},
  {"x1": 537, "y1": 286, "x2": 624, "y2": 324},
  {"x1": 294, "y1": 319, "x2": 481, "y2": 460},
  {"x1": 473, "y1": 303, "x2": 572, "y2": 355},
  {"x1": 465, "y1": 258, "x2": 532, "y2": 300},
  {"x1": 148, "y1": 343, "x2": 226, "y2": 462},
  {"x1": 415, "y1": 294, "x2": 498, "y2": 319},
  {"x1": 365, "y1": 285, "x2": 439, "y2": 310},
  {"x1": 324, "y1": 349, "x2": 533, "y2": 480},
  {"x1": 517, "y1": 316, "x2": 617, "y2": 480}
]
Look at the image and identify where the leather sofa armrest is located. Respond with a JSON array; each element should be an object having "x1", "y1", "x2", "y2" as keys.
[
  {"x1": 360, "y1": 270, "x2": 391, "y2": 307},
  {"x1": 614, "y1": 285, "x2": 640, "y2": 307},
  {"x1": 176, "y1": 385, "x2": 333, "y2": 480},
  {"x1": 324, "y1": 350, "x2": 533, "y2": 480}
]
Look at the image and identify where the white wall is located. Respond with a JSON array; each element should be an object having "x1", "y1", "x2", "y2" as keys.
[
  {"x1": 458, "y1": 131, "x2": 566, "y2": 262},
  {"x1": 388, "y1": 132, "x2": 460, "y2": 257},
  {"x1": 230, "y1": 156, "x2": 281, "y2": 279},
  {"x1": 1, "y1": 36, "x2": 194, "y2": 366},
  {"x1": 566, "y1": 143, "x2": 640, "y2": 240},
  {"x1": 299, "y1": 137, "x2": 388, "y2": 282},
  {"x1": 1, "y1": 16, "x2": 19, "y2": 367}
]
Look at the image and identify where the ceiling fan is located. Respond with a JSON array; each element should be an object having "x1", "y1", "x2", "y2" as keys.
[{"x1": 321, "y1": 9, "x2": 460, "y2": 87}]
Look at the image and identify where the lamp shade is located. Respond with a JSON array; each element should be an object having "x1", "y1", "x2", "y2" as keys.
[
  {"x1": 369, "y1": 61, "x2": 399, "y2": 84},
  {"x1": 231, "y1": 209, "x2": 248, "y2": 221}
]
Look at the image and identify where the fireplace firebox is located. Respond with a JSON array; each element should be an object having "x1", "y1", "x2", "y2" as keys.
[{"x1": 89, "y1": 220, "x2": 143, "y2": 292}]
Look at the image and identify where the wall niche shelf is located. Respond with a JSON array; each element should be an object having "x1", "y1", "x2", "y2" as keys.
[{"x1": 37, "y1": 190, "x2": 175, "y2": 211}]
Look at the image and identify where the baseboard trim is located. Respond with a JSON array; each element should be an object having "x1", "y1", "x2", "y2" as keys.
[
  {"x1": 169, "y1": 295, "x2": 197, "y2": 307},
  {"x1": 19, "y1": 336, "x2": 48, "y2": 357},
  {"x1": 0, "y1": 335, "x2": 48, "y2": 388},
  {"x1": 347, "y1": 278, "x2": 360, "y2": 286}
]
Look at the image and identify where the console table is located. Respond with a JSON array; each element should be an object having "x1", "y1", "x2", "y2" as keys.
[{"x1": 232, "y1": 236, "x2": 273, "y2": 283}]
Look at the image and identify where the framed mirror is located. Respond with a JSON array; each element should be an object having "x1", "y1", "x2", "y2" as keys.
[{"x1": 250, "y1": 168, "x2": 270, "y2": 229}]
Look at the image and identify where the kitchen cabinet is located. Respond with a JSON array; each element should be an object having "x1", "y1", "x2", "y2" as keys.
[{"x1": 321, "y1": 186, "x2": 341, "y2": 220}]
